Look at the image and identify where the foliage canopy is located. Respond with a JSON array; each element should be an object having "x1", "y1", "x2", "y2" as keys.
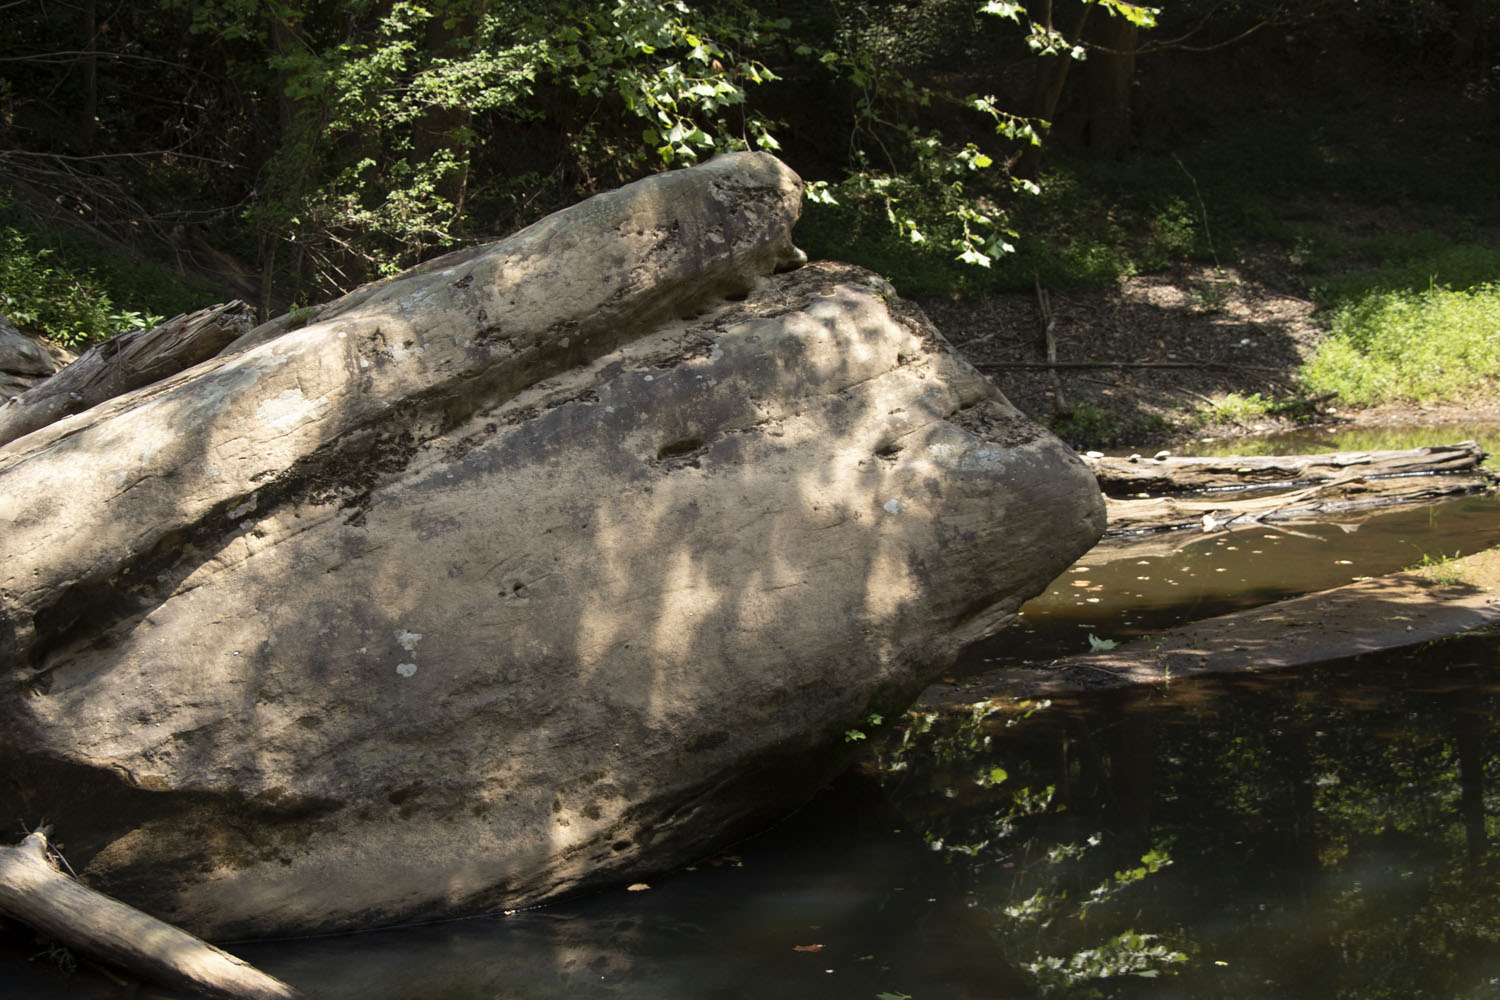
[{"x1": 0, "y1": 0, "x2": 1177, "y2": 325}]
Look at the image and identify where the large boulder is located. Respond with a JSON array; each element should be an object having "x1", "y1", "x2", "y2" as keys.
[{"x1": 0, "y1": 153, "x2": 1104, "y2": 939}]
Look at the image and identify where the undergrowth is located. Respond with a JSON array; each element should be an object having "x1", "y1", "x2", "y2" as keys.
[
  {"x1": 1301, "y1": 281, "x2": 1500, "y2": 405},
  {"x1": 802, "y1": 97, "x2": 1500, "y2": 418},
  {"x1": 0, "y1": 195, "x2": 202, "y2": 348}
]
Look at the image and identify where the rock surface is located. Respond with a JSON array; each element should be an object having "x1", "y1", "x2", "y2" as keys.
[
  {"x1": 0, "y1": 313, "x2": 71, "y2": 399},
  {"x1": 0, "y1": 153, "x2": 1104, "y2": 938}
]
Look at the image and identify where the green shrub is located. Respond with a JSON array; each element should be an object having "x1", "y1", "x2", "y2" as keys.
[
  {"x1": 1312, "y1": 242, "x2": 1500, "y2": 306},
  {"x1": 0, "y1": 197, "x2": 202, "y2": 348},
  {"x1": 1198, "y1": 391, "x2": 1274, "y2": 425},
  {"x1": 0, "y1": 226, "x2": 126, "y2": 347},
  {"x1": 1044, "y1": 401, "x2": 1121, "y2": 448},
  {"x1": 795, "y1": 197, "x2": 981, "y2": 300}
]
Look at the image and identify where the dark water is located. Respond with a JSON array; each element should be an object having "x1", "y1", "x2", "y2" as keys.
[{"x1": 12, "y1": 631, "x2": 1500, "y2": 999}]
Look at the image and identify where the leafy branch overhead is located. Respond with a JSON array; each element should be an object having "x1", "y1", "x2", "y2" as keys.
[{"x1": 0, "y1": 0, "x2": 1167, "y2": 325}]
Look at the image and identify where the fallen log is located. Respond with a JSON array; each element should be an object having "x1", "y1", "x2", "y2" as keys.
[
  {"x1": 1103, "y1": 467, "x2": 1492, "y2": 537},
  {"x1": 0, "y1": 830, "x2": 304, "y2": 1000},
  {"x1": 1084, "y1": 441, "x2": 1487, "y2": 496},
  {"x1": 0, "y1": 301, "x2": 254, "y2": 448}
]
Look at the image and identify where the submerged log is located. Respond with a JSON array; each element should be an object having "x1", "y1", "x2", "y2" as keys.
[
  {"x1": 1086, "y1": 442, "x2": 1487, "y2": 496},
  {"x1": 0, "y1": 301, "x2": 254, "y2": 448},
  {"x1": 0, "y1": 830, "x2": 304, "y2": 1000}
]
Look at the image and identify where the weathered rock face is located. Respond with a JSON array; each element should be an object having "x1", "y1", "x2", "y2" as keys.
[
  {"x1": 0, "y1": 313, "x2": 70, "y2": 399},
  {"x1": 0, "y1": 153, "x2": 1104, "y2": 939}
]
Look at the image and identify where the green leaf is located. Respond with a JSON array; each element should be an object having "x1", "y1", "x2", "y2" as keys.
[
  {"x1": 805, "y1": 181, "x2": 838, "y2": 206},
  {"x1": 979, "y1": 0, "x2": 1024, "y2": 20}
]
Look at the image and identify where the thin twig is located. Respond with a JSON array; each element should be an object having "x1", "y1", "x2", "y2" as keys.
[
  {"x1": 1172, "y1": 154, "x2": 1219, "y2": 268},
  {"x1": 1035, "y1": 273, "x2": 1067, "y2": 413}
]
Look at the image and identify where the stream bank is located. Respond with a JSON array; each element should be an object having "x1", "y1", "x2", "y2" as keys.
[
  {"x1": 923, "y1": 259, "x2": 1500, "y2": 451},
  {"x1": 923, "y1": 545, "x2": 1500, "y2": 708},
  {"x1": 925, "y1": 424, "x2": 1500, "y2": 710}
]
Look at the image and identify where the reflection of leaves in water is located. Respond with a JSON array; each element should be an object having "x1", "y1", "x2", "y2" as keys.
[
  {"x1": 1026, "y1": 930, "x2": 1188, "y2": 993},
  {"x1": 874, "y1": 634, "x2": 1500, "y2": 997},
  {"x1": 998, "y1": 838, "x2": 1187, "y2": 994},
  {"x1": 871, "y1": 703, "x2": 1190, "y2": 994}
]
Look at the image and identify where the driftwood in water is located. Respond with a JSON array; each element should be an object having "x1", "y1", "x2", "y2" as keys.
[
  {"x1": 0, "y1": 830, "x2": 304, "y2": 1000},
  {"x1": 1085, "y1": 441, "x2": 1487, "y2": 496},
  {"x1": 0, "y1": 301, "x2": 253, "y2": 448},
  {"x1": 1086, "y1": 442, "x2": 1494, "y2": 537},
  {"x1": 1104, "y1": 471, "x2": 1490, "y2": 536}
]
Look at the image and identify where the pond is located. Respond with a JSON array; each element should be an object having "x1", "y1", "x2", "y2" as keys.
[
  {"x1": 963, "y1": 491, "x2": 1500, "y2": 673},
  {"x1": 12, "y1": 632, "x2": 1497, "y2": 1000}
]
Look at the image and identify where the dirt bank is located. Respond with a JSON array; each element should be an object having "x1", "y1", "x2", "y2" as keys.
[{"x1": 922, "y1": 261, "x2": 1500, "y2": 449}]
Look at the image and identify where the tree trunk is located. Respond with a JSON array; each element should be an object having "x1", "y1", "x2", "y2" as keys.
[
  {"x1": 1084, "y1": 442, "x2": 1489, "y2": 495},
  {"x1": 1083, "y1": 442, "x2": 1494, "y2": 536},
  {"x1": 1014, "y1": 0, "x2": 1094, "y2": 180},
  {"x1": 412, "y1": 1, "x2": 484, "y2": 232},
  {"x1": 1084, "y1": 14, "x2": 1137, "y2": 160},
  {"x1": 261, "y1": 7, "x2": 310, "y2": 313},
  {"x1": 0, "y1": 831, "x2": 305, "y2": 1000},
  {"x1": 1103, "y1": 469, "x2": 1491, "y2": 537},
  {"x1": 1452, "y1": 0, "x2": 1479, "y2": 65},
  {"x1": 79, "y1": 0, "x2": 98, "y2": 154}
]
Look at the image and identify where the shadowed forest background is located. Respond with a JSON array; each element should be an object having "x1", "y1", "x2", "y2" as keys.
[{"x1": 2, "y1": 0, "x2": 1498, "y2": 444}]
